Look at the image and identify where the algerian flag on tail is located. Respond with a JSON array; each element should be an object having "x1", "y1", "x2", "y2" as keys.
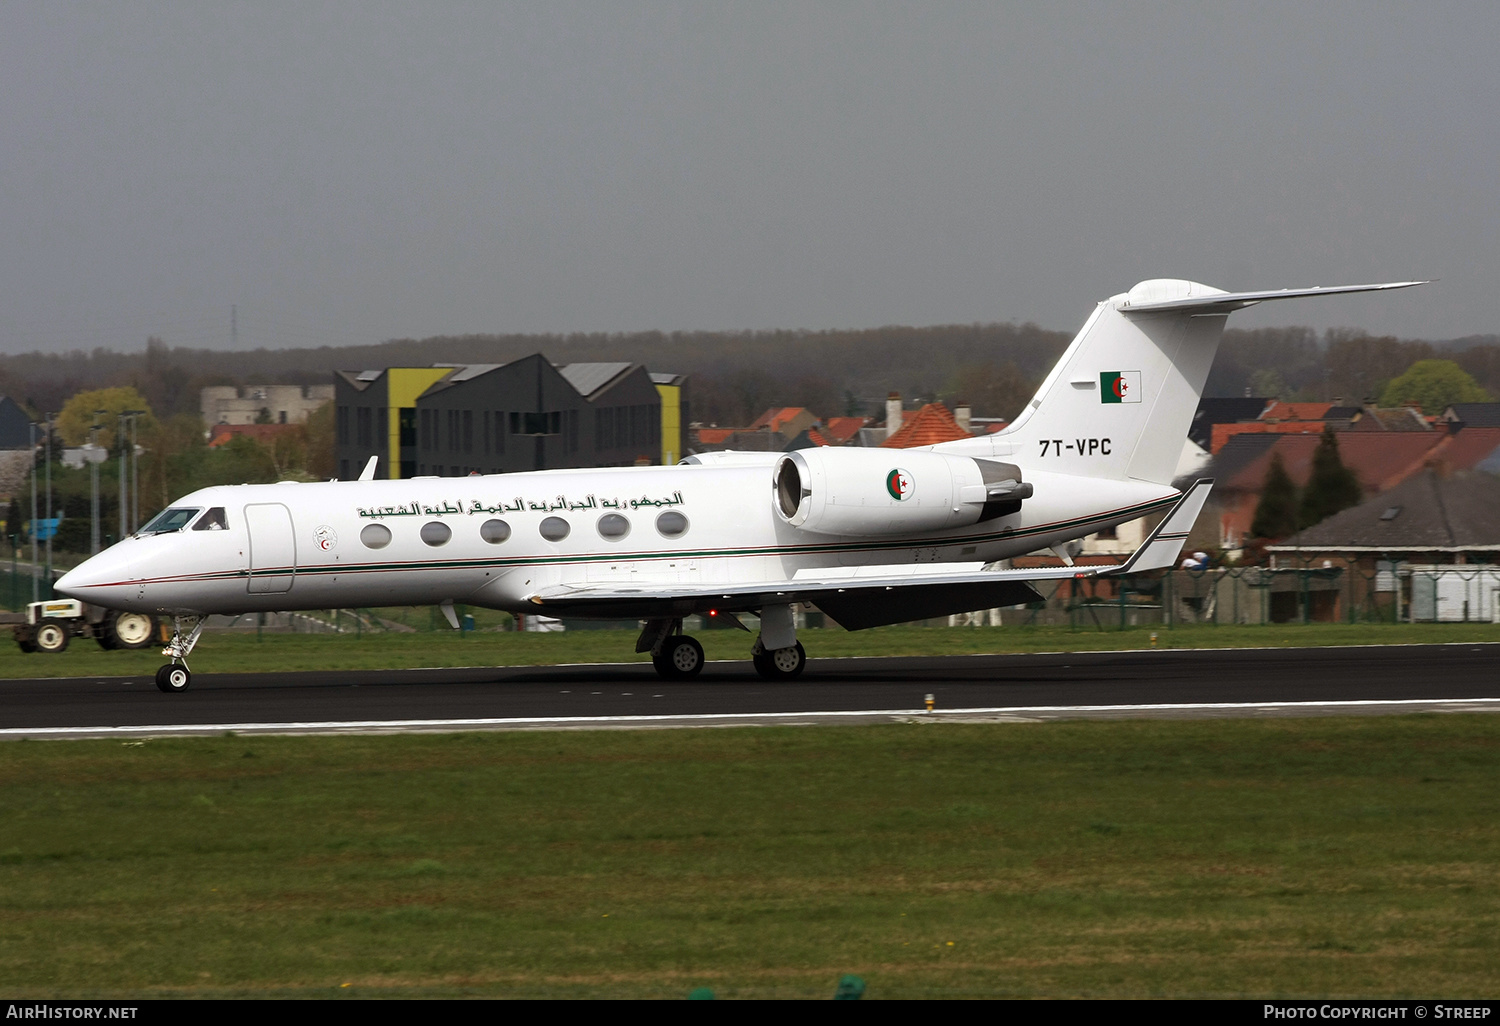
[{"x1": 1100, "y1": 371, "x2": 1141, "y2": 404}]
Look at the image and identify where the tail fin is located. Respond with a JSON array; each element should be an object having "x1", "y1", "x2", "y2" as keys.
[{"x1": 979, "y1": 279, "x2": 1425, "y2": 487}]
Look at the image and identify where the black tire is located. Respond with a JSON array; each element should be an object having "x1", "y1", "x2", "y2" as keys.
[
  {"x1": 106, "y1": 611, "x2": 157, "y2": 650},
  {"x1": 14, "y1": 626, "x2": 36, "y2": 654},
  {"x1": 752, "y1": 649, "x2": 775, "y2": 679},
  {"x1": 651, "y1": 650, "x2": 677, "y2": 679},
  {"x1": 34, "y1": 622, "x2": 70, "y2": 654},
  {"x1": 758, "y1": 642, "x2": 806, "y2": 680},
  {"x1": 155, "y1": 664, "x2": 191, "y2": 693},
  {"x1": 655, "y1": 635, "x2": 705, "y2": 680}
]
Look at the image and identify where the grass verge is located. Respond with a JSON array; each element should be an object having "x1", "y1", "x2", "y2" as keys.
[
  {"x1": 3, "y1": 620, "x2": 1499, "y2": 678},
  {"x1": 1, "y1": 716, "x2": 1497, "y2": 998}
]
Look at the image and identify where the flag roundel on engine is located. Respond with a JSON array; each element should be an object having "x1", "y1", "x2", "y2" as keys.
[
  {"x1": 885, "y1": 468, "x2": 914, "y2": 500},
  {"x1": 1100, "y1": 371, "x2": 1142, "y2": 403}
]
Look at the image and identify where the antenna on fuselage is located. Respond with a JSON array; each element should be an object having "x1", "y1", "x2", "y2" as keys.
[{"x1": 357, "y1": 456, "x2": 378, "y2": 481}]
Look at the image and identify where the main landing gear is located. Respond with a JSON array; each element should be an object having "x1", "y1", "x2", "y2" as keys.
[
  {"x1": 751, "y1": 639, "x2": 806, "y2": 680},
  {"x1": 638, "y1": 603, "x2": 808, "y2": 681},
  {"x1": 639, "y1": 619, "x2": 706, "y2": 679},
  {"x1": 155, "y1": 616, "x2": 205, "y2": 693}
]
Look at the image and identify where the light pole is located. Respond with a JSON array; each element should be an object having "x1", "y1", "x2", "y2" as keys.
[
  {"x1": 44, "y1": 413, "x2": 53, "y2": 597},
  {"x1": 91, "y1": 410, "x2": 106, "y2": 554},
  {"x1": 117, "y1": 412, "x2": 128, "y2": 542},
  {"x1": 126, "y1": 411, "x2": 146, "y2": 532},
  {"x1": 29, "y1": 421, "x2": 37, "y2": 603}
]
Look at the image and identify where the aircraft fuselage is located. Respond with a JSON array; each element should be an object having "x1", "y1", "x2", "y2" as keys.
[{"x1": 56, "y1": 462, "x2": 1174, "y2": 618}]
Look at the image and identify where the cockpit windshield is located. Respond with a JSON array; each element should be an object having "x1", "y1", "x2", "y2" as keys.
[
  {"x1": 191, "y1": 507, "x2": 229, "y2": 531},
  {"x1": 137, "y1": 507, "x2": 202, "y2": 535}
]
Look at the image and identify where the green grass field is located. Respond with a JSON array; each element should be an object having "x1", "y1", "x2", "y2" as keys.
[
  {"x1": 1, "y1": 716, "x2": 1497, "y2": 998},
  {"x1": 3, "y1": 620, "x2": 1499, "y2": 678}
]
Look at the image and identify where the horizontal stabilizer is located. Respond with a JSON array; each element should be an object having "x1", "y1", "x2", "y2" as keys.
[
  {"x1": 1097, "y1": 478, "x2": 1213, "y2": 575},
  {"x1": 1121, "y1": 280, "x2": 1428, "y2": 315}
]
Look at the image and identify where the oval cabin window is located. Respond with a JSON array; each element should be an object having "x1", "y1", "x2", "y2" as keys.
[
  {"x1": 596, "y1": 513, "x2": 630, "y2": 540},
  {"x1": 656, "y1": 511, "x2": 689, "y2": 538},
  {"x1": 360, "y1": 524, "x2": 392, "y2": 549}
]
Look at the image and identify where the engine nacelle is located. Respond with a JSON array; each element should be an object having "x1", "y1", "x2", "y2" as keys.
[{"x1": 773, "y1": 448, "x2": 1032, "y2": 537}]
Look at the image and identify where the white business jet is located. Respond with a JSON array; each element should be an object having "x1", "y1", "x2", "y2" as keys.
[{"x1": 56, "y1": 278, "x2": 1423, "y2": 692}]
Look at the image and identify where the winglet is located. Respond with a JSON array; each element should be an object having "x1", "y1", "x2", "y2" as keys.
[
  {"x1": 358, "y1": 456, "x2": 379, "y2": 481},
  {"x1": 1102, "y1": 479, "x2": 1214, "y2": 575}
]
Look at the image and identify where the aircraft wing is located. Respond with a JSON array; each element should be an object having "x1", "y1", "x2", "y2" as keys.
[{"x1": 525, "y1": 480, "x2": 1213, "y2": 630}]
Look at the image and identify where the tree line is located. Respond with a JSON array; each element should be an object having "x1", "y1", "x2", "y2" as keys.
[{"x1": 3, "y1": 323, "x2": 1498, "y2": 431}]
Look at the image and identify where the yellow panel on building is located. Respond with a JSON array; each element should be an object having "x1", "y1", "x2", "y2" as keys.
[
  {"x1": 385, "y1": 367, "x2": 454, "y2": 478},
  {"x1": 656, "y1": 383, "x2": 681, "y2": 466}
]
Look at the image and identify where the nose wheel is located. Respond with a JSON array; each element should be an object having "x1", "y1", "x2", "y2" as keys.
[
  {"x1": 155, "y1": 664, "x2": 191, "y2": 693},
  {"x1": 154, "y1": 615, "x2": 206, "y2": 693}
]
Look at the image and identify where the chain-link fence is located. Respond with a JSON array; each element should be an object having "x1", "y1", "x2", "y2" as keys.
[
  {"x1": 4, "y1": 556, "x2": 1495, "y2": 630},
  {"x1": 955, "y1": 559, "x2": 1500, "y2": 629}
]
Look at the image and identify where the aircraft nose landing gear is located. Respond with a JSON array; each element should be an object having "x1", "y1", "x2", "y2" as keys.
[
  {"x1": 155, "y1": 616, "x2": 206, "y2": 693},
  {"x1": 155, "y1": 664, "x2": 191, "y2": 693}
]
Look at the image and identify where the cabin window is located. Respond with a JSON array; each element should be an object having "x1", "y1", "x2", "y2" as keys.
[
  {"x1": 139, "y1": 507, "x2": 201, "y2": 535},
  {"x1": 655, "y1": 511, "x2": 689, "y2": 538},
  {"x1": 596, "y1": 513, "x2": 630, "y2": 540},
  {"x1": 480, "y1": 519, "x2": 511, "y2": 544},
  {"x1": 539, "y1": 516, "x2": 570, "y2": 541},
  {"x1": 191, "y1": 507, "x2": 229, "y2": 531},
  {"x1": 360, "y1": 524, "x2": 392, "y2": 549},
  {"x1": 420, "y1": 522, "x2": 452, "y2": 546}
]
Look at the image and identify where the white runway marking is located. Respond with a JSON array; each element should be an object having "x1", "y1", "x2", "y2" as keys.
[{"x1": 5, "y1": 697, "x2": 1500, "y2": 740}]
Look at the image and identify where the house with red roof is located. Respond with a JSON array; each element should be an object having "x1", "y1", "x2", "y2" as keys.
[
  {"x1": 207, "y1": 423, "x2": 306, "y2": 449},
  {"x1": 881, "y1": 403, "x2": 971, "y2": 448},
  {"x1": 1192, "y1": 426, "x2": 1500, "y2": 554}
]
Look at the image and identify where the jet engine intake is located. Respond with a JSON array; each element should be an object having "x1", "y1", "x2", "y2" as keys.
[{"x1": 773, "y1": 448, "x2": 1031, "y2": 537}]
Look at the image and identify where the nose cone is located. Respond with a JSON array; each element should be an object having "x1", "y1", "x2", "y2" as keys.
[{"x1": 55, "y1": 547, "x2": 138, "y2": 609}]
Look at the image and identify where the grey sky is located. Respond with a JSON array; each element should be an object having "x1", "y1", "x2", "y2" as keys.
[{"x1": 2, "y1": 2, "x2": 1495, "y2": 353}]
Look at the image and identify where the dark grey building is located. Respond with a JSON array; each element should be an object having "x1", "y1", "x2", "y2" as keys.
[
  {"x1": 0, "y1": 397, "x2": 33, "y2": 451},
  {"x1": 334, "y1": 357, "x2": 673, "y2": 480}
]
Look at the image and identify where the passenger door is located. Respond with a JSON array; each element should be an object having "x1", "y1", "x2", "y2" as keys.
[{"x1": 245, "y1": 503, "x2": 297, "y2": 594}]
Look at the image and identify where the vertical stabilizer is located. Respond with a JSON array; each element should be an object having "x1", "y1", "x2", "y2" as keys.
[
  {"x1": 955, "y1": 278, "x2": 1427, "y2": 487},
  {"x1": 986, "y1": 279, "x2": 1231, "y2": 487}
]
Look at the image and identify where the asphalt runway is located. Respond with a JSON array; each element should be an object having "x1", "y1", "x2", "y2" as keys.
[{"x1": 3, "y1": 643, "x2": 1499, "y2": 738}]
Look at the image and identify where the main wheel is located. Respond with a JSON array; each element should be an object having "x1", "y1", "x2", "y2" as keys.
[
  {"x1": 653, "y1": 635, "x2": 705, "y2": 680},
  {"x1": 34, "y1": 622, "x2": 70, "y2": 654},
  {"x1": 755, "y1": 642, "x2": 806, "y2": 680},
  {"x1": 155, "y1": 664, "x2": 191, "y2": 693},
  {"x1": 105, "y1": 611, "x2": 157, "y2": 650}
]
